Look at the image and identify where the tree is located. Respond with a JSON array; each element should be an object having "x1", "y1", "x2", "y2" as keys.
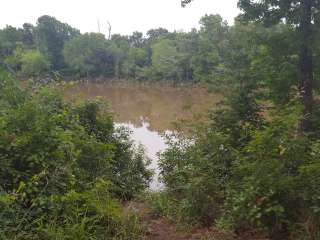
[
  {"x1": 237, "y1": 0, "x2": 316, "y2": 132},
  {"x1": 129, "y1": 31, "x2": 145, "y2": 48},
  {"x1": 63, "y1": 33, "x2": 114, "y2": 77},
  {"x1": 174, "y1": 30, "x2": 199, "y2": 82},
  {"x1": 0, "y1": 26, "x2": 23, "y2": 57},
  {"x1": 22, "y1": 23, "x2": 35, "y2": 47},
  {"x1": 20, "y1": 50, "x2": 50, "y2": 77},
  {"x1": 147, "y1": 28, "x2": 169, "y2": 42},
  {"x1": 151, "y1": 38, "x2": 179, "y2": 80},
  {"x1": 123, "y1": 47, "x2": 148, "y2": 79},
  {"x1": 181, "y1": 0, "x2": 317, "y2": 132},
  {"x1": 36, "y1": 15, "x2": 80, "y2": 70},
  {"x1": 192, "y1": 14, "x2": 228, "y2": 84},
  {"x1": 109, "y1": 34, "x2": 130, "y2": 79}
]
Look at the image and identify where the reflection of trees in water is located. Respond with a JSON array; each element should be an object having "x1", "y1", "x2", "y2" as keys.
[
  {"x1": 119, "y1": 116, "x2": 149, "y2": 129},
  {"x1": 65, "y1": 82, "x2": 221, "y2": 132}
]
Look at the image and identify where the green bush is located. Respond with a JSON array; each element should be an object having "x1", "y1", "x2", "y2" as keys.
[
  {"x1": 0, "y1": 70, "x2": 150, "y2": 239},
  {"x1": 158, "y1": 90, "x2": 320, "y2": 239},
  {"x1": 20, "y1": 50, "x2": 51, "y2": 77},
  {"x1": 159, "y1": 130, "x2": 236, "y2": 225}
]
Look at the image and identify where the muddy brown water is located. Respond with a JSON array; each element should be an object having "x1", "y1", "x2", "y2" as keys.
[{"x1": 65, "y1": 82, "x2": 221, "y2": 190}]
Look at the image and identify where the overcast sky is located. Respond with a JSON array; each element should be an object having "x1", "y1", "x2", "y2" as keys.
[{"x1": 1, "y1": 0, "x2": 240, "y2": 35}]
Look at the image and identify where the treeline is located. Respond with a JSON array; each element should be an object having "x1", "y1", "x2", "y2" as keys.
[
  {"x1": 0, "y1": 14, "x2": 215, "y2": 83},
  {"x1": 2, "y1": 14, "x2": 315, "y2": 89}
]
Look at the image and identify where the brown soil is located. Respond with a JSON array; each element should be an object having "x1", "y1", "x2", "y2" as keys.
[
  {"x1": 125, "y1": 202, "x2": 237, "y2": 240},
  {"x1": 125, "y1": 201, "x2": 270, "y2": 240}
]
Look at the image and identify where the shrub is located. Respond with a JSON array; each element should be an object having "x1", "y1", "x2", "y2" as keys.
[
  {"x1": 158, "y1": 89, "x2": 320, "y2": 239},
  {"x1": 0, "y1": 70, "x2": 150, "y2": 239},
  {"x1": 20, "y1": 50, "x2": 51, "y2": 77}
]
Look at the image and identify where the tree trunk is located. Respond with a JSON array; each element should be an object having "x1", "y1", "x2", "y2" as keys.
[{"x1": 298, "y1": 0, "x2": 314, "y2": 132}]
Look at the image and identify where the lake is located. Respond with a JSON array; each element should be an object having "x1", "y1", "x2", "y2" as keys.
[{"x1": 65, "y1": 82, "x2": 220, "y2": 190}]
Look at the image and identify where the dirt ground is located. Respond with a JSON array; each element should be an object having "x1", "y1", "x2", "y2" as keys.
[{"x1": 125, "y1": 202, "x2": 247, "y2": 240}]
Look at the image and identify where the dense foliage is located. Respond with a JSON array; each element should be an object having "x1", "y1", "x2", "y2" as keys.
[
  {"x1": 2, "y1": 1, "x2": 320, "y2": 239},
  {"x1": 147, "y1": 2, "x2": 320, "y2": 238},
  {"x1": 0, "y1": 69, "x2": 151, "y2": 239},
  {"x1": 156, "y1": 88, "x2": 320, "y2": 239},
  {"x1": 0, "y1": 14, "x2": 307, "y2": 91}
]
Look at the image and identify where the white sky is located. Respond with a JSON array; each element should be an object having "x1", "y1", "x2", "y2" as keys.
[{"x1": 1, "y1": 0, "x2": 239, "y2": 35}]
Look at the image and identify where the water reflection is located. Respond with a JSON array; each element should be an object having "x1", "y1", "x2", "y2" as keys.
[
  {"x1": 65, "y1": 82, "x2": 220, "y2": 132},
  {"x1": 65, "y1": 82, "x2": 220, "y2": 190},
  {"x1": 116, "y1": 120, "x2": 169, "y2": 191}
]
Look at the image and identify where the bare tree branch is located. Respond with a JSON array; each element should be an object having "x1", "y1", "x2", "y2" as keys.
[{"x1": 107, "y1": 21, "x2": 112, "y2": 40}]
